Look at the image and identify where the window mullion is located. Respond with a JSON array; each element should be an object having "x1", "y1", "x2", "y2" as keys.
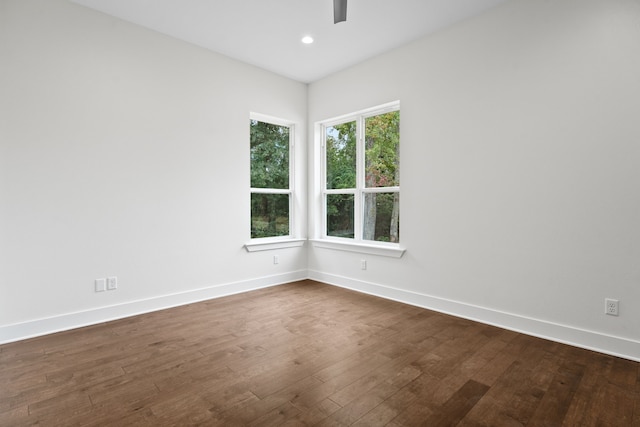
[
  {"x1": 362, "y1": 186, "x2": 400, "y2": 194},
  {"x1": 289, "y1": 124, "x2": 295, "y2": 239},
  {"x1": 354, "y1": 116, "x2": 365, "y2": 242},
  {"x1": 250, "y1": 188, "x2": 291, "y2": 194},
  {"x1": 324, "y1": 188, "x2": 356, "y2": 195},
  {"x1": 321, "y1": 125, "x2": 327, "y2": 238}
]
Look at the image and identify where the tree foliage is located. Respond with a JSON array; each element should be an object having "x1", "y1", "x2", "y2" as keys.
[
  {"x1": 365, "y1": 111, "x2": 400, "y2": 188},
  {"x1": 363, "y1": 111, "x2": 400, "y2": 242},
  {"x1": 325, "y1": 122, "x2": 356, "y2": 236},
  {"x1": 250, "y1": 120, "x2": 289, "y2": 189},
  {"x1": 326, "y1": 121, "x2": 356, "y2": 190},
  {"x1": 250, "y1": 120, "x2": 290, "y2": 238},
  {"x1": 251, "y1": 193, "x2": 289, "y2": 238}
]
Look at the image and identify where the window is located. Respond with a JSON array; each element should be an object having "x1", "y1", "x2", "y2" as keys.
[
  {"x1": 250, "y1": 115, "x2": 293, "y2": 239},
  {"x1": 322, "y1": 102, "x2": 400, "y2": 245}
]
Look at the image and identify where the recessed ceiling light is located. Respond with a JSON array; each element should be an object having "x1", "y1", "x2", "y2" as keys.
[{"x1": 301, "y1": 36, "x2": 314, "y2": 44}]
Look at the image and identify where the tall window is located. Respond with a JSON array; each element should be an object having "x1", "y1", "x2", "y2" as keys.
[
  {"x1": 323, "y1": 103, "x2": 400, "y2": 244},
  {"x1": 250, "y1": 115, "x2": 293, "y2": 239}
]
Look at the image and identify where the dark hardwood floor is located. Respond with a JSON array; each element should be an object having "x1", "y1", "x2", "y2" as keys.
[{"x1": 1, "y1": 280, "x2": 638, "y2": 426}]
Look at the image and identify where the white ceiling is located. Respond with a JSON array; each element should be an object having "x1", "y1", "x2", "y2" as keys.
[{"x1": 71, "y1": 0, "x2": 510, "y2": 83}]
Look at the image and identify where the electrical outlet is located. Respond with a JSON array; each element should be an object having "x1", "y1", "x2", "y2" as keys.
[
  {"x1": 107, "y1": 276, "x2": 118, "y2": 290},
  {"x1": 605, "y1": 298, "x2": 619, "y2": 316},
  {"x1": 361, "y1": 259, "x2": 367, "y2": 270},
  {"x1": 273, "y1": 255, "x2": 279, "y2": 265},
  {"x1": 95, "y1": 278, "x2": 106, "y2": 292}
]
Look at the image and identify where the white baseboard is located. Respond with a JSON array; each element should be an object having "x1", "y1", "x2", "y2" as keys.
[
  {"x1": 308, "y1": 270, "x2": 640, "y2": 362},
  {"x1": 4, "y1": 269, "x2": 638, "y2": 362},
  {"x1": 0, "y1": 270, "x2": 308, "y2": 345}
]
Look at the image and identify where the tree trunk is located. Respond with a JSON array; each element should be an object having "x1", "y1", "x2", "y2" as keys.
[
  {"x1": 390, "y1": 193, "x2": 399, "y2": 243},
  {"x1": 363, "y1": 193, "x2": 376, "y2": 241},
  {"x1": 389, "y1": 134, "x2": 400, "y2": 243},
  {"x1": 267, "y1": 197, "x2": 276, "y2": 236},
  {"x1": 363, "y1": 133, "x2": 377, "y2": 241}
]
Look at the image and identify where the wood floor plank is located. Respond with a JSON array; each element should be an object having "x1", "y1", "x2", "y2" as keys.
[
  {"x1": 423, "y1": 379, "x2": 490, "y2": 426},
  {"x1": 460, "y1": 341, "x2": 554, "y2": 425},
  {"x1": 27, "y1": 389, "x2": 93, "y2": 419},
  {"x1": 388, "y1": 400, "x2": 435, "y2": 427},
  {"x1": 288, "y1": 350, "x2": 393, "y2": 412},
  {"x1": 319, "y1": 364, "x2": 421, "y2": 426},
  {"x1": 469, "y1": 332, "x2": 536, "y2": 387},
  {"x1": 214, "y1": 375, "x2": 322, "y2": 424},
  {"x1": 350, "y1": 386, "x2": 418, "y2": 427},
  {"x1": 247, "y1": 401, "x2": 302, "y2": 427},
  {"x1": 284, "y1": 397, "x2": 342, "y2": 425},
  {"x1": 1, "y1": 280, "x2": 638, "y2": 426},
  {"x1": 527, "y1": 360, "x2": 585, "y2": 426},
  {"x1": 497, "y1": 350, "x2": 560, "y2": 425},
  {"x1": 87, "y1": 375, "x2": 160, "y2": 406}
]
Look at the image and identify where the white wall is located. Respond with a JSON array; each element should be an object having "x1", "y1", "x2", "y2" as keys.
[
  {"x1": 308, "y1": 0, "x2": 640, "y2": 360},
  {"x1": 0, "y1": 0, "x2": 307, "y2": 338}
]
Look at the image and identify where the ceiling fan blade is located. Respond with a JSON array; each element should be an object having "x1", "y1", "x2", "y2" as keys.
[{"x1": 334, "y1": 0, "x2": 347, "y2": 23}]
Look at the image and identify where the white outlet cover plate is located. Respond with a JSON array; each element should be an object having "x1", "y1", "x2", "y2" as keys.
[{"x1": 605, "y1": 298, "x2": 619, "y2": 316}]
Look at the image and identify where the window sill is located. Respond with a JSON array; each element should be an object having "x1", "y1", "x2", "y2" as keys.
[
  {"x1": 309, "y1": 239, "x2": 406, "y2": 258},
  {"x1": 244, "y1": 238, "x2": 306, "y2": 252}
]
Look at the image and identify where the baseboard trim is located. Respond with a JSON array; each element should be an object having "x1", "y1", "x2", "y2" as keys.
[
  {"x1": 308, "y1": 270, "x2": 640, "y2": 362},
  {"x1": 4, "y1": 269, "x2": 638, "y2": 362},
  {"x1": 0, "y1": 270, "x2": 308, "y2": 345}
]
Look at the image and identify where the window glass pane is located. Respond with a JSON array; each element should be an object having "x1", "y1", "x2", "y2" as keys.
[
  {"x1": 363, "y1": 192, "x2": 399, "y2": 243},
  {"x1": 326, "y1": 121, "x2": 356, "y2": 189},
  {"x1": 250, "y1": 120, "x2": 289, "y2": 189},
  {"x1": 326, "y1": 194, "x2": 354, "y2": 238},
  {"x1": 251, "y1": 193, "x2": 289, "y2": 238},
  {"x1": 364, "y1": 111, "x2": 400, "y2": 188}
]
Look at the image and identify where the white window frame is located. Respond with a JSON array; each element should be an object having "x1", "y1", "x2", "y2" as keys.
[
  {"x1": 312, "y1": 101, "x2": 405, "y2": 258},
  {"x1": 245, "y1": 113, "x2": 304, "y2": 252}
]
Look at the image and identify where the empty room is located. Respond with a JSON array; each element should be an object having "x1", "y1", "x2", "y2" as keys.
[{"x1": 1, "y1": 0, "x2": 639, "y2": 425}]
